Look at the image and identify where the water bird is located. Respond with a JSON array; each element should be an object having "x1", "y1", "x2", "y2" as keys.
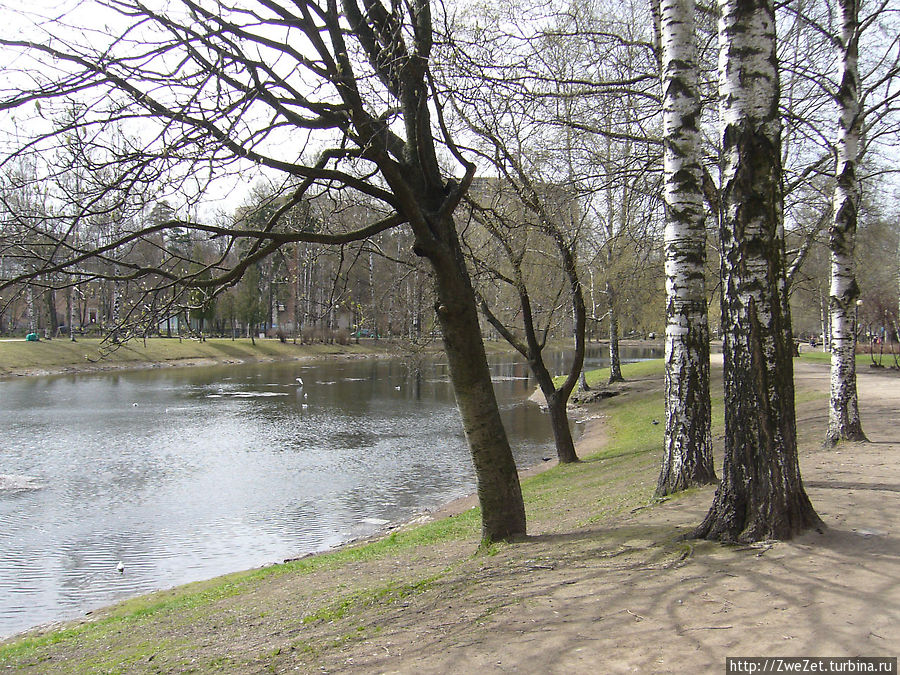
[
  {"x1": 394, "y1": 385, "x2": 401, "y2": 390},
  {"x1": 132, "y1": 403, "x2": 138, "y2": 407},
  {"x1": 116, "y1": 561, "x2": 124, "y2": 574},
  {"x1": 295, "y1": 377, "x2": 304, "y2": 387}
]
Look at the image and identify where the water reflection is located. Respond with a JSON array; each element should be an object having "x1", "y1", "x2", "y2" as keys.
[{"x1": 0, "y1": 344, "x2": 659, "y2": 637}]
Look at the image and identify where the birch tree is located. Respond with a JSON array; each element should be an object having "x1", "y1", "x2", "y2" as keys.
[
  {"x1": 694, "y1": 0, "x2": 821, "y2": 542},
  {"x1": 826, "y1": 0, "x2": 869, "y2": 446},
  {"x1": 654, "y1": 0, "x2": 716, "y2": 497}
]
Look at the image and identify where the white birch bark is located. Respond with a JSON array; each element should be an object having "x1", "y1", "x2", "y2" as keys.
[
  {"x1": 656, "y1": 0, "x2": 716, "y2": 496},
  {"x1": 695, "y1": 0, "x2": 820, "y2": 542},
  {"x1": 607, "y1": 278, "x2": 624, "y2": 383},
  {"x1": 368, "y1": 251, "x2": 378, "y2": 338},
  {"x1": 69, "y1": 286, "x2": 77, "y2": 341},
  {"x1": 26, "y1": 282, "x2": 35, "y2": 334},
  {"x1": 826, "y1": 0, "x2": 867, "y2": 445}
]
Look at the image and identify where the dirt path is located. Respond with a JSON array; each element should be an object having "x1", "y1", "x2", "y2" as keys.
[{"x1": 313, "y1": 360, "x2": 899, "y2": 674}]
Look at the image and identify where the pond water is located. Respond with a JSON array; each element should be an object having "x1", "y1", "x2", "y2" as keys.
[{"x1": 0, "y1": 343, "x2": 660, "y2": 637}]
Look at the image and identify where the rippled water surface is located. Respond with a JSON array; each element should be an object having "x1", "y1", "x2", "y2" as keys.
[{"x1": 0, "y1": 345, "x2": 659, "y2": 637}]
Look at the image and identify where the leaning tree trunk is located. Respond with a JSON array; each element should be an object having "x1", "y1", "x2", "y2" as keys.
[
  {"x1": 420, "y1": 213, "x2": 527, "y2": 541},
  {"x1": 655, "y1": 0, "x2": 716, "y2": 497},
  {"x1": 331, "y1": 0, "x2": 527, "y2": 543},
  {"x1": 826, "y1": 0, "x2": 867, "y2": 447},
  {"x1": 529, "y1": 356, "x2": 580, "y2": 464},
  {"x1": 695, "y1": 0, "x2": 821, "y2": 542},
  {"x1": 472, "y1": 211, "x2": 585, "y2": 466},
  {"x1": 547, "y1": 395, "x2": 579, "y2": 463}
]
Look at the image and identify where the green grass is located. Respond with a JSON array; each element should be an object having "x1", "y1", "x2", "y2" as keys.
[
  {"x1": 798, "y1": 349, "x2": 899, "y2": 367},
  {"x1": 301, "y1": 575, "x2": 441, "y2": 626},
  {"x1": 0, "y1": 337, "x2": 388, "y2": 376},
  {"x1": 554, "y1": 357, "x2": 665, "y2": 389}
]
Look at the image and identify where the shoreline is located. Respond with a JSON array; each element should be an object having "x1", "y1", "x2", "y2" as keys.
[
  {"x1": 0, "y1": 338, "x2": 407, "y2": 381},
  {"x1": 0, "y1": 336, "x2": 665, "y2": 381}
]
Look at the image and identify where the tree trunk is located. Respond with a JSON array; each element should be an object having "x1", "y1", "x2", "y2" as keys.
[
  {"x1": 368, "y1": 251, "x2": 378, "y2": 339},
  {"x1": 419, "y1": 213, "x2": 527, "y2": 542},
  {"x1": 471, "y1": 212, "x2": 585, "y2": 466},
  {"x1": 111, "y1": 273, "x2": 120, "y2": 342},
  {"x1": 26, "y1": 283, "x2": 35, "y2": 334},
  {"x1": 656, "y1": 0, "x2": 716, "y2": 497},
  {"x1": 579, "y1": 371, "x2": 590, "y2": 391},
  {"x1": 607, "y1": 281, "x2": 624, "y2": 383},
  {"x1": 826, "y1": 0, "x2": 867, "y2": 447},
  {"x1": 545, "y1": 391, "x2": 579, "y2": 464},
  {"x1": 522, "y1": 345, "x2": 579, "y2": 464},
  {"x1": 46, "y1": 288, "x2": 59, "y2": 334},
  {"x1": 694, "y1": 0, "x2": 821, "y2": 542},
  {"x1": 69, "y1": 285, "x2": 77, "y2": 341}
]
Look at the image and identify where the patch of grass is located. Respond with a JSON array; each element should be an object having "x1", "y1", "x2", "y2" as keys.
[
  {"x1": 798, "y1": 350, "x2": 895, "y2": 367},
  {"x1": 269, "y1": 509, "x2": 481, "y2": 579},
  {"x1": 602, "y1": 392, "x2": 666, "y2": 459},
  {"x1": 302, "y1": 575, "x2": 438, "y2": 626},
  {"x1": 520, "y1": 384, "x2": 672, "y2": 529},
  {"x1": 585, "y1": 358, "x2": 665, "y2": 388},
  {"x1": 551, "y1": 357, "x2": 664, "y2": 389},
  {"x1": 0, "y1": 337, "x2": 388, "y2": 376},
  {"x1": 0, "y1": 571, "x2": 260, "y2": 666}
]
